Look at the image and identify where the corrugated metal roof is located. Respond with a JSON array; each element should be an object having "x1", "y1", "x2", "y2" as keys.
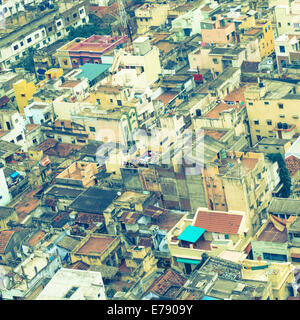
[
  {"x1": 77, "y1": 63, "x2": 112, "y2": 82},
  {"x1": 177, "y1": 225, "x2": 206, "y2": 243}
]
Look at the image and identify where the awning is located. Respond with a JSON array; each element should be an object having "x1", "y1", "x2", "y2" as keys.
[
  {"x1": 176, "y1": 258, "x2": 201, "y2": 265},
  {"x1": 10, "y1": 171, "x2": 19, "y2": 179},
  {"x1": 177, "y1": 225, "x2": 206, "y2": 243},
  {"x1": 202, "y1": 296, "x2": 220, "y2": 300}
]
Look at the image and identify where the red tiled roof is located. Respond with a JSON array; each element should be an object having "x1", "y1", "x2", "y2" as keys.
[
  {"x1": 119, "y1": 211, "x2": 140, "y2": 224},
  {"x1": 76, "y1": 236, "x2": 115, "y2": 255},
  {"x1": 204, "y1": 85, "x2": 248, "y2": 119},
  {"x1": 0, "y1": 230, "x2": 16, "y2": 254},
  {"x1": 28, "y1": 230, "x2": 46, "y2": 247},
  {"x1": 285, "y1": 155, "x2": 300, "y2": 177},
  {"x1": 148, "y1": 269, "x2": 187, "y2": 296},
  {"x1": 194, "y1": 210, "x2": 243, "y2": 235},
  {"x1": 68, "y1": 261, "x2": 90, "y2": 271}
]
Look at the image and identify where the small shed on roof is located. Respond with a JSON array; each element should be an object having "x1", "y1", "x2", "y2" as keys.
[{"x1": 177, "y1": 225, "x2": 206, "y2": 243}]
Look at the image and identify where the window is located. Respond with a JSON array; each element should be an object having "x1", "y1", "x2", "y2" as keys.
[
  {"x1": 16, "y1": 134, "x2": 23, "y2": 142},
  {"x1": 213, "y1": 58, "x2": 218, "y2": 64},
  {"x1": 117, "y1": 100, "x2": 122, "y2": 106},
  {"x1": 267, "y1": 120, "x2": 272, "y2": 125},
  {"x1": 279, "y1": 114, "x2": 285, "y2": 118},
  {"x1": 96, "y1": 99, "x2": 101, "y2": 105},
  {"x1": 43, "y1": 40, "x2": 47, "y2": 45},
  {"x1": 278, "y1": 103, "x2": 283, "y2": 109},
  {"x1": 79, "y1": 9, "x2": 84, "y2": 14},
  {"x1": 20, "y1": 41, "x2": 23, "y2": 46},
  {"x1": 257, "y1": 135, "x2": 262, "y2": 141},
  {"x1": 279, "y1": 45, "x2": 285, "y2": 53},
  {"x1": 89, "y1": 126, "x2": 96, "y2": 132},
  {"x1": 278, "y1": 22, "x2": 281, "y2": 27},
  {"x1": 36, "y1": 44, "x2": 40, "y2": 49},
  {"x1": 254, "y1": 120, "x2": 259, "y2": 125},
  {"x1": 57, "y1": 32, "x2": 61, "y2": 37},
  {"x1": 82, "y1": 18, "x2": 86, "y2": 23},
  {"x1": 35, "y1": 33, "x2": 39, "y2": 39},
  {"x1": 264, "y1": 101, "x2": 269, "y2": 105},
  {"x1": 32, "y1": 138, "x2": 37, "y2": 144},
  {"x1": 77, "y1": 139, "x2": 86, "y2": 143},
  {"x1": 27, "y1": 37, "x2": 32, "y2": 43},
  {"x1": 110, "y1": 99, "x2": 113, "y2": 103},
  {"x1": 48, "y1": 26, "x2": 53, "y2": 32},
  {"x1": 13, "y1": 44, "x2": 18, "y2": 51},
  {"x1": 248, "y1": 102, "x2": 253, "y2": 106},
  {"x1": 73, "y1": 13, "x2": 77, "y2": 18},
  {"x1": 293, "y1": 115, "x2": 299, "y2": 119},
  {"x1": 57, "y1": 21, "x2": 62, "y2": 27}
]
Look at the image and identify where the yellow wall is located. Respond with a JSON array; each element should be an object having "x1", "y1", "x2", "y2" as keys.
[
  {"x1": 246, "y1": 98, "x2": 300, "y2": 145},
  {"x1": 257, "y1": 20, "x2": 275, "y2": 59},
  {"x1": 13, "y1": 79, "x2": 37, "y2": 114}
]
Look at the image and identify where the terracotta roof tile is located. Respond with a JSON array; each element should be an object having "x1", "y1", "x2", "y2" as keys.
[
  {"x1": 76, "y1": 236, "x2": 116, "y2": 255},
  {"x1": 148, "y1": 269, "x2": 187, "y2": 296},
  {"x1": 0, "y1": 230, "x2": 16, "y2": 254},
  {"x1": 204, "y1": 85, "x2": 249, "y2": 119},
  {"x1": 68, "y1": 261, "x2": 90, "y2": 271},
  {"x1": 28, "y1": 230, "x2": 46, "y2": 247},
  {"x1": 194, "y1": 210, "x2": 243, "y2": 234}
]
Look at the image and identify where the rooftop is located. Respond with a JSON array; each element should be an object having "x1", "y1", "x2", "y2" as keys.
[
  {"x1": 204, "y1": 85, "x2": 248, "y2": 119},
  {"x1": 147, "y1": 269, "x2": 187, "y2": 297},
  {"x1": 257, "y1": 221, "x2": 288, "y2": 243},
  {"x1": 75, "y1": 235, "x2": 117, "y2": 255},
  {"x1": 194, "y1": 209, "x2": 244, "y2": 235},
  {"x1": 268, "y1": 198, "x2": 300, "y2": 215}
]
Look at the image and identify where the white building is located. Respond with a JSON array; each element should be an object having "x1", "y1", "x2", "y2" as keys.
[
  {"x1": 0, "y1": 1, "x2": 89, "y2": 69},
  {"x1": 0, "y1": 161, "x2": 12, "y2": 206},
  {"x1": 35, "y1": 268, "x2": 107, "y2": 300}
]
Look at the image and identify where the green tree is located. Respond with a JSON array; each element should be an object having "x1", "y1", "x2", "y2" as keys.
[
  {"x1": 12, "y1": 47, "x2": 36, "y2": 74},
  {"x1": 266, "y1": 153, "x2": 291, "y2": 198}
]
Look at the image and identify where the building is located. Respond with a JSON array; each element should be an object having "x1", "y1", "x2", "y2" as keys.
[
  {"x1": 0, "y1": 0, "x2": 90, "y2": 69},
  {"x1": 54, "y1": 35, "x2": 128, "y2": 69},
  {"x1": 13, "y1": 79, "x2": 37, "y2": 115},
  {"x1": 242, "y1": 259, "x2": 295, "y2": 300},
  {"x1": 134, "y1": 2, "x2": 170, "y2": 35},
  {"x1": 0, "y1": 162, "x2": 12, "y2": 207},
  {"x1": 251, "y1": 216, "x2": 290, "y2": 262},
  {"x1": 24, "y1": 101, "x2": 54, "y2": 126},
  {"x1": 35, "y1": 268, "x2": 106, "y2": 300},
  {"x1": 244, "y1": 80, "x2": 300, "y2": 145},
  {"x1": 166, "y1": 207, "x2": 249, "y2": 275},
  {"x1": 201, "y1": 15, "x2": 236, "y2": 45},
  {"x1": 55, "y1": 161, "x2": 99, "y2": 188},
  {"x1": 70, "y1": 233, "x2": 125, "y2": 267},
  {"x1": 275, "y1": 1, "x2": 300, "y2": 37},
  {"x1": 0, "y1": 251, "x2": 62, "y2": 300},
  {"x1": 275, "y1": 32, "x2": 300, "y2": 72}
]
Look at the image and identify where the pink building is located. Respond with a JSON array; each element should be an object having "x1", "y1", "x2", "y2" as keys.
[
  {"x1": 68, "y1": 35, "x2": 129, "y2": 68},
  {"x1": 201, "y1": 16, "x2": 236, "y2": 45}
]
